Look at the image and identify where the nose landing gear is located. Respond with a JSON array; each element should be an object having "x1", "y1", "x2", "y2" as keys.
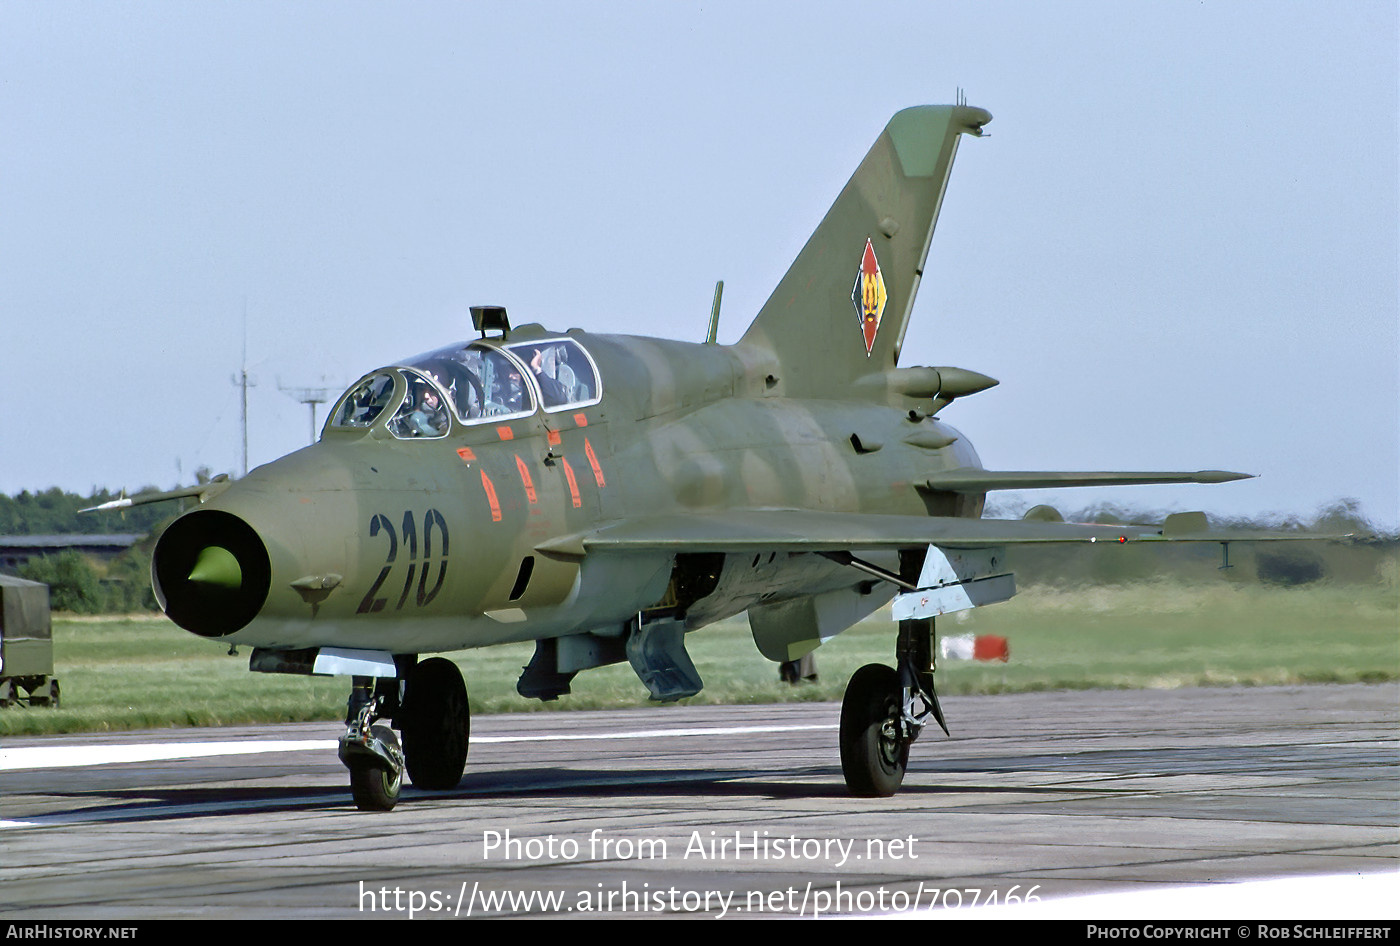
[
  {"x1": 337, "y1": 657, "x2": 472, "y2": 811},
  {"x1": 339, "y1": 676, "x2": 406, "y2": 811}
]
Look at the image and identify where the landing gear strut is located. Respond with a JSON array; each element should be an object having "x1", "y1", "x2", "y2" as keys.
[
  {"x1": 339, "y1": 675, "x2": 406, "y2": 811},
  {"x1": 839, "y1": 616, "x2": 945, "y2": 797}
]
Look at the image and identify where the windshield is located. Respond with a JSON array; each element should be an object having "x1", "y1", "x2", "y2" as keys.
[{"x1": 331, "y1": 372, "x2": 396, "y2": 428}]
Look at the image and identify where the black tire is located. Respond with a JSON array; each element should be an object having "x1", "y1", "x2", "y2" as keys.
[
  {"x1": 350, "y1": 725, "x2": 402, "y2": 812},
  {"x1": 839, "y1": 663, "x2": 908, "y2": 797},
  {"x1": 401, "y1": 657, "x2": 470, "y2": 790},
  {"x1": 48, "y1": 679, "x2": 60, "y2": 709}
]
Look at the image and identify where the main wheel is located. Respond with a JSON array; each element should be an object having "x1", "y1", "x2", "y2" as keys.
[
  {"x1": 839, "y1": 663, "x2": 908, "y2": 797},
  {"x1": 349, "y1": 725, "x2": 402, "y2": 811},
  {"x1": 401, "y1": 657, "x2": 470, "y2": 790}
]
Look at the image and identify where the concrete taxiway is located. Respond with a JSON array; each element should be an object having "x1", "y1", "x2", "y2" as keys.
[{"x1": 1, "y1": 683, "x2": 1396, "y2": 919}]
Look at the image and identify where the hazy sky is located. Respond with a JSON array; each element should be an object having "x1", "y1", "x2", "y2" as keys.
[{"x1": 3, "y1": 1, "x2": 1396, "y2": 528}]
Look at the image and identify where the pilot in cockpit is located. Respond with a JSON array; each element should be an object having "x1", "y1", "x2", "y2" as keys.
[
  {"x1": 403, "y1": 382, "x2": 448, "y2": 437},
  {"x1": 529, "y1": 345, "x2": 569, "y2": 407}
]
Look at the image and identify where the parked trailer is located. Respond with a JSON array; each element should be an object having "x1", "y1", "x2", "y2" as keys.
[{"x1": 0, "y1": 575, "x2": 59, "y2": 707}]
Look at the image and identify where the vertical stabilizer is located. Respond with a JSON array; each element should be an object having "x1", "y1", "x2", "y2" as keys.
[{"x1": 738, "y1": 105, "x2": 990, "y2": 398}]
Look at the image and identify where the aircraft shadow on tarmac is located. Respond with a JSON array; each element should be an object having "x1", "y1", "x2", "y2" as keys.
[{"x1": 32, "y1": 766, "x2": 1144, "y2": 825}]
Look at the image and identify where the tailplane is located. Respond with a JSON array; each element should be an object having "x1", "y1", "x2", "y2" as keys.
[{"x1": 738, "y1": 105, "x2": 990, "y2": 398}]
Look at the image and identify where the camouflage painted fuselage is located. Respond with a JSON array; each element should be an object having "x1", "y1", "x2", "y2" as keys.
[{"x1": 156, "y1": 327, "x2": 984, "y2": 654}]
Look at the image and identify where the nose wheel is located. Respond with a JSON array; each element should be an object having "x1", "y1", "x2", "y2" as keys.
[
  {"x1": 344, "y1": 724, "x2": 404, "y2": 811},
  {"x1": 339, "y1": 674, "x2": 406, "y2": 811}
]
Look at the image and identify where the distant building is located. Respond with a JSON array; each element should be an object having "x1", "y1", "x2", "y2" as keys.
[{"x1": 0, "y1": 535, "x2": 144, "y2": 573}]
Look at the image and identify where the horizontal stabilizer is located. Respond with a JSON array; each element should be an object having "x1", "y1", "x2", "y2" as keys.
[{"x1": 921, "y1": 468, "x2": 1253, "y2": 493}]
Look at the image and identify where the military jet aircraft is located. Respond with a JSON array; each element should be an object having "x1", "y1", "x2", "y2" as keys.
[{"x1": 91, "y1": 104, "x2": 1286, "y2": 810}]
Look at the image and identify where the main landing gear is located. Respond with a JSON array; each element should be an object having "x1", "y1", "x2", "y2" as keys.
[
  {"x1": 839, "y1": 616, "x2": 947, "y2": 797},
  {"x1": 337, "y1": 656, "x2": 471, "y2": 811}
]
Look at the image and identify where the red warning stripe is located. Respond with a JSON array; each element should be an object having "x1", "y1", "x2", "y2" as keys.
[
  {"x1": 480, "y1": 470, "x2": 502, "y2": 522},
  {"x1": 456, "y1": 447, "x2": 476, "y2": 463},
  {"x1": 546, "y1": 429, "x2": 562, "y2": 447},
  {"x1": 560, "y1": 458, "x2": 582, "y2": 508},
  {"x1": 514, "y1": 455, "x2": 537, "y2": 504},
  {"x1": 496, "y1": 426, "x2": 514, "y2": 441},
  {"x1": 583, "y1": 437, "x2": 606, "y2": 488}
]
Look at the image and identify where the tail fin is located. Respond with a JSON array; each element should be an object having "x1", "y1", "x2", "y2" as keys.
[{"x1": 738, "y1": 105, "x2": 990, "y2": 398}]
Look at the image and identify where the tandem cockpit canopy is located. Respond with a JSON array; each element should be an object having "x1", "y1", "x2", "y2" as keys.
[{"x1": 327, "y1": 338, "x2": 601, "y2": 440}]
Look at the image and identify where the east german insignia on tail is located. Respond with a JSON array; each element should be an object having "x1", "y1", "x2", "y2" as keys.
[{"x1": 851, "y1": 238, "x2": 886, "y2": 356}]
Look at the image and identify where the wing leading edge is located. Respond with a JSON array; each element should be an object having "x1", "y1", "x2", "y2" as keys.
[
  {"x1": 534, "y1": 506, "x2": 1331, "y2": 559},
  {"x1": 920, "y1": 468, "x2": 1252, "y2": 492}
]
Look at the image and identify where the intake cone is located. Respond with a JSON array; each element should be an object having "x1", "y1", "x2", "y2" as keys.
[{"x1": 153, "y1": 509, "x2": 271, "y2": 637}]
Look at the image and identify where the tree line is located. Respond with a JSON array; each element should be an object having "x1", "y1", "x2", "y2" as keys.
[
  {"x1": 2, "y1": 487, "x2": 181, "y2": 613},
  {"x1": 984, "y1": 498, "x2": 1395, "y2": 588},
  {"x1": 0, "y1": 486, "x2": 176, "y2": 536}
]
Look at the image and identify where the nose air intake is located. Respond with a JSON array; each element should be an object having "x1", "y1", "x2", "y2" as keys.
[{"x1": 153, "y1": 509, "x2": 271, "y2": 637}]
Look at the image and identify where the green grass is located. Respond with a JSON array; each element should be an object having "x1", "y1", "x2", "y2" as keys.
[{"x1": 2, "y1": 579, "x2": 1395, "y2": 736}]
